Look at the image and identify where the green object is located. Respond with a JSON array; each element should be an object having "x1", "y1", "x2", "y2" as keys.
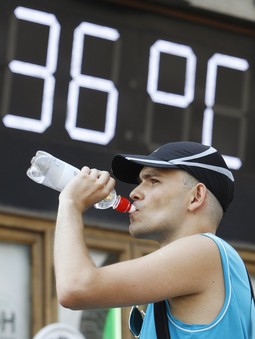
[{"x1": 103, "y1": 308, "x2": 121, "y2": 339}]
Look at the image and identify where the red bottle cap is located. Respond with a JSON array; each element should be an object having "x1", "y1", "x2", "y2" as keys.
[{"x1": 114, "y1": 196, "x2": 136, "y2": 213}]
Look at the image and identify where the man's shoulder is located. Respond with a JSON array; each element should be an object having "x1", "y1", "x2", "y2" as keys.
[
  {"x1": 166, "y1": 233, "x2": 221, "y2": 254},
  {"x1": 156, "y1": 233, "x2": 223, "y2": 274}
]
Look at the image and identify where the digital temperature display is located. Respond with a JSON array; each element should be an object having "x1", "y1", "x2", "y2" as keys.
[{"x1": 0, "y1": 0, "x2": 255, "y2": 243}]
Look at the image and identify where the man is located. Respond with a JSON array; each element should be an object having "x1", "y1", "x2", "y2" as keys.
[{"x1": 54, "y1": 141, "x2": 254, "y2": 338}]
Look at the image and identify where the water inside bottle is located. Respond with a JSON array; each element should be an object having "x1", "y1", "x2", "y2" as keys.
[{"x1": 94, "y1": 190, "x2": 117, "y2": 209}]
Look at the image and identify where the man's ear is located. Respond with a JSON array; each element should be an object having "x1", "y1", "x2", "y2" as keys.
[{"x1": 188, "y1": 183, "x2": 207, "y2": 211}]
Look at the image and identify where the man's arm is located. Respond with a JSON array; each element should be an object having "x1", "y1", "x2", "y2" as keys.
[{"x1": 54, "y1": 166, "x2": 116, "y2": 308}]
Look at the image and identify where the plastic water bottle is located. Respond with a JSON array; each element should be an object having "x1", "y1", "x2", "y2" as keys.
[{"x1": 26, "y1": 151, "x2": 135, "y2": 213}]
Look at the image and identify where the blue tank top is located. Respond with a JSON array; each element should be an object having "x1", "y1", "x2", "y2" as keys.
[{"x1": 139, "y1": 233, "x2": 255, "y2": 338}]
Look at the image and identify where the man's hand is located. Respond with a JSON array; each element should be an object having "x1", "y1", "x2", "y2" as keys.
[{"x1": 59, "y1": 166, "x2": 116, "y2": 213}]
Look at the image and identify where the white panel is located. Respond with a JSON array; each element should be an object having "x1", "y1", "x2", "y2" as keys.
[{"x1": 0, "y1": 242, "x2": 30, "y2": 339}]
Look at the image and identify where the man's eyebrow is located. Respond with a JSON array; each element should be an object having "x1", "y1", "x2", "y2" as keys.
[{"x1": 138, "y1": 169, "x2": 162, "y2": 182}]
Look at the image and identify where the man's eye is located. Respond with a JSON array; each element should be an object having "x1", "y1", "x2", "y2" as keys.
[{"x1": 151, "y1": 178, "x2": 159, "y2": 184}]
